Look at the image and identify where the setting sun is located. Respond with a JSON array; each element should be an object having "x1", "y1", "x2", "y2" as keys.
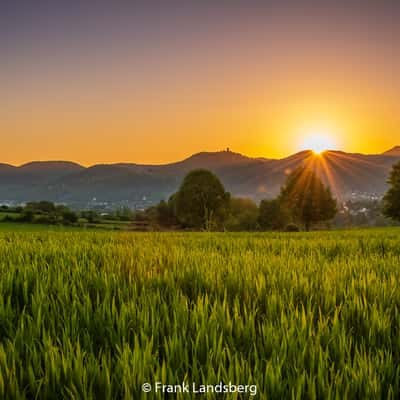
[{"x1": 300, "y1": 133, "x2": 337, "y2": 154}]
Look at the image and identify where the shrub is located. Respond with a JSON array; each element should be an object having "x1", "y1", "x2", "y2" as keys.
[
  {"x1": 285, "y1": 223, "x2": 300, "y2": 232},
  {"x1": 62, "y1": 210, "x2": 78, "y2": 224}
]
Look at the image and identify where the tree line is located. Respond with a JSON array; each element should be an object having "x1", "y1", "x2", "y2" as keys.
[
  {"x1": 142, "y1": 166, "x2": 337, "y2": 231},
  {"x1": 0, "y1": 202, "x2": 134, "y2": 228},
  {"x1": 143, "y1": 160, "x2": 400, "y2": 231}
]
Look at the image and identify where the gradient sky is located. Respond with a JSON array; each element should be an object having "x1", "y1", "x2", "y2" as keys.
[{"x1": 1, "y1": 1, "x2": 399, "y2": 165}]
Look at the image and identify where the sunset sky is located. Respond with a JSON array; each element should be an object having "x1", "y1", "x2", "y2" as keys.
[{"x1": 1, "y1": 1, "x2": 399, "y2": 166}]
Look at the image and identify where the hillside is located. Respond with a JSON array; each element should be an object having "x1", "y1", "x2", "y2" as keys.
[
  {"x1": 0, "y1": 148, "x2": 399, "y2": 207},
  {"x1": 383, "y1": 146, "x2": 400, "y2": 157}
]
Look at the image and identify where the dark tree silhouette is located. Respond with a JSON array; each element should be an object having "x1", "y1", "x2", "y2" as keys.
[
  {"x1": 175, "y1": 169, "x2": 230, "y2": 229},
  {"x1": 258, "y1": 198, "x2": 290, "y2": 230},
  {"x1": 279, "y1": 167, "x2": 337, "y2": 230},
  {"x1": 226, "y1": 197, "x2": 259, "y2": 231},
  {"x1": 383, "y1": 161, "x2": 400, "y2": 222}
]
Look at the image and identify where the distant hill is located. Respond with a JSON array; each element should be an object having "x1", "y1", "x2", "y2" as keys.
[
  {"x1": 383, "y1": 146, "x2": 400, "y2": 157},
  {"x1": 19, "y1": 161, "x2": 83, "y2": 173},
  {"x1": 0, "y1": 163, "x2": 15, "y2": 172},
  {"x1": 0, "y1": 148, "x2": 399, "y2": 207},
  {"x1": 0, "y1": 161, "x2": 83, "y2": 183}
]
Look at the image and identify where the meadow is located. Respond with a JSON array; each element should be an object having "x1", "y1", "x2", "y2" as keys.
[{"x1": 0, "y1": 229, "x2": 399, "y2": 399}]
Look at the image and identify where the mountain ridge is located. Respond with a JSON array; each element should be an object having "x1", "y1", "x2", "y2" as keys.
[
  {"x1": 4, "y1": 146, "x2": 397, "y2": 168},
  {"x1": 383, "y1": 146, "x2": 400, "y2": 157},
  {"x1": 0, "y1": 147, "x2": 399, "y2": 207}
]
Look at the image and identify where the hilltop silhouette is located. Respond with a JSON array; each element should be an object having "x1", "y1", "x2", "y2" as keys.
[{"x1": 0, "y1": 148, "x2": 399, "y2": 206}]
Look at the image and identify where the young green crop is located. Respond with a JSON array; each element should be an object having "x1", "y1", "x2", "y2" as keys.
[{"x1": 0, "y1": 229, "x2": 399, "y2": 399}]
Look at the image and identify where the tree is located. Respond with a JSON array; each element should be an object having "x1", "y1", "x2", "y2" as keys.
[
  {"x1": 80, "y1": 210, "x2": 100, "y2": 223},
  {"x1": 26, "y1": 201, "x2": 56, "y2": 214},
  {"x1": 20, "y1": 209, "x2": 34, "y2": 223},
  {"x1": 156, "y1": 199, "x2": 178, "y2": 227},
  {"x1": 279, "y1": 167, "x2": 337, "y2": 230},
  {"x1": 226, "y1": 197, "x2": 259, "y2": 231},
  {"x1": 62, "y1": 209, "x2": 78, "y2": 224},
  {"x1": 258, "y1": 198, "x2": 290, "y2": 230},
  {"x1": 383, "y1": 161, "x2": 400, "y2": 222},
  {"x1": 175, "y1": 169, "x2": 230, "y2": 229},
  {"x1": 115, "y1": 207, "x2": 134, "y2": 221}
]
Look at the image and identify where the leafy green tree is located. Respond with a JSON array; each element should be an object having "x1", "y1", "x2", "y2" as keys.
[
  {"x1": 20, "y1": 209, "x2": 35, "y2": 223},
  {"x1": 26, "y1": 201, "x2": 56, "y2": 214},
  {"x1": 62, "y1": 210, "x2": 78, "y2": 224},
  {"x1": 279, "y1": 167, "x2": 337, "y2": 230},
  {"x1": 226, "y1": 197, "x2": 259, "y2": 231},
  {"x1": 80, "y1": 210, "x2": 100, "y2": 223},
  {"x1": 175, "y1": 169, "x2": 230, "y2": 229},
  {"x1": 156, "y1": 199, "x2": 178, "y2": 227},
  {"x1": 383, "y1": 161, "x2": 400, "y2": 222},
  {"x1": 258, "y1": 198, "x2": 290, "y2": 230}
]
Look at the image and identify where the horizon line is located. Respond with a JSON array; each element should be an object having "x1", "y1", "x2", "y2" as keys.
[{"x1": 1, "y1": 145, "x2": 399, "y2": 168}]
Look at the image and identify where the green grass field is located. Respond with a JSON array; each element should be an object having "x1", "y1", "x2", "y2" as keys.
[
  {"x1": 0, "y1": 229, "x2": 399, "y2": 399},
  {"x1": 0, "y1": 223, "x2": 86, "y2": 232},
  {"x1": 0, "y1": 222, "x2": 127, "y2": 232}
]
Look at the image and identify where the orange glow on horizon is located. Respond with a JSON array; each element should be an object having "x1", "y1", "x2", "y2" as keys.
[
  {"x1": 1, "y1": 79, "x2": 398, "y2": 166},
  {"x1": 1, "y1": 3, "x2": 399, "y2": 166}
]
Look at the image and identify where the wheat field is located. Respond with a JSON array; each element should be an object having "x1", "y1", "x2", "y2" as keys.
[{"x1": 0, "y1": 230, "x2": 399, "y2": 399}]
